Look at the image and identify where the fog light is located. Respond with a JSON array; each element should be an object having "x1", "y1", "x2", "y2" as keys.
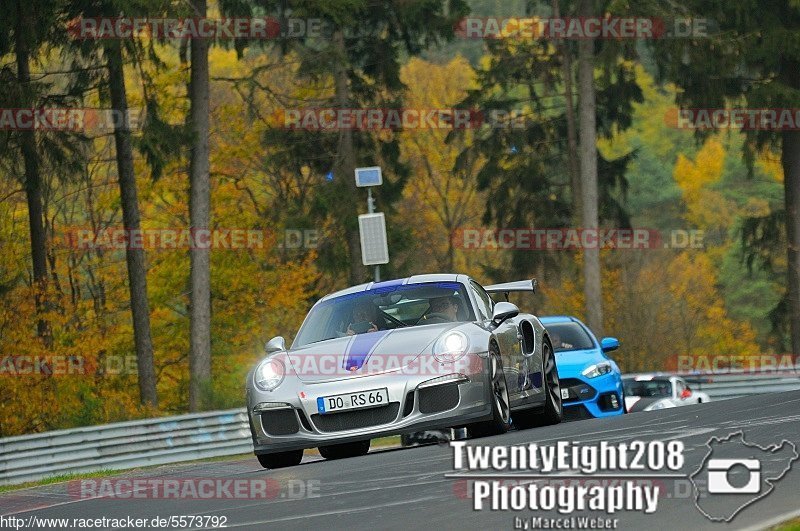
[
  {"x1": 253, "y1": 402, "x2": 292, "y2": 412},
  {"x1": 418, "y1": 373, "x2": 469, "y2": 389},
  {"x1": 610, "y1": 394, "x2": 619, "y2": 409}
]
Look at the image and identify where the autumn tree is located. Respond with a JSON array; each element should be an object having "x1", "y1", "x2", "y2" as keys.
[
  {"x1": 577, "y1": 0, "x2": 602, "y2": 335},
  {"x1": 0, "y1": 0, "x2": 59, "y2": 343},
  {"x1": 62, "y1": 0, "x2": 170, "y2": 406},
  {"x1": 398, "y1": 57, "x2": 486, "y2": 273},
  {"x1": 187, "y1": 0, "x2": 212, "y2": 412},
  {"x1": 456, "y1": 2, "x2": 639, "y2": 293},
  {"x1": 241, "y1": 0, "x2": 469, "y2": 286},
  {"x1": 651, "y1": 0, "x2": 800, "y2": 356}
]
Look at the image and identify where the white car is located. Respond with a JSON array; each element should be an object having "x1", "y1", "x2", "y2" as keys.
[{"x1": 622, "y1": 374, "x2": 711, "y2": 412}]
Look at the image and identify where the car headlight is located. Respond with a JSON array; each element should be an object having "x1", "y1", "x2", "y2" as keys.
[
  {"x1": 646, "y1": 400, "x2": 670, "y2": 411},
  {"x1": 433, "y1": 331, "x2": 470, "y2": 363},
  {"x1": 254, "y1": 358, "x2": 285, "y2": 391},
  {"x1": 581, "y1": 362, "x2": 612, "y2": 378}
]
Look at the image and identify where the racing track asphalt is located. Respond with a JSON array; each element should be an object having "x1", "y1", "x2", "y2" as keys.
[{"x1": 2, "y1": 390, "x2": 800, "y2": 530}]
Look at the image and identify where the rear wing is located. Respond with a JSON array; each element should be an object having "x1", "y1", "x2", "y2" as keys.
[{"x1": 484, "y1": 279, "x2": 538, "y2": 301}]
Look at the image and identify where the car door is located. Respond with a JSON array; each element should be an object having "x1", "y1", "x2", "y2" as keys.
[{"x1": 470, "y1": 281, "x2": 523, "y2": 398}]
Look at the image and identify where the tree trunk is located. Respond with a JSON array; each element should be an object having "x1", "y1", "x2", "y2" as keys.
[
  {"x1": 15, "y1": 0, "x2": 50, "y2": 343},
  {"x1": 188, "y1": 0, "x2": 212, "y2": 412},
  {"x1": 783, "y1": 130, "x2": 800, "y2": 359},
  {"x1": 552, "y1": 0, "x2": 581, "y2": 220},
  {"x1": 577, "y1": 0, "x2": 603, "y2": 337},
  {"x1": 333, "y1": 29, "x2": 365, "y2": 286},
  {"x1": 105, "y1": 40, "x2": 158, "y2": 407}
]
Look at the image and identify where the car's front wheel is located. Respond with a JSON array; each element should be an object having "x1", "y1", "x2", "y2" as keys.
[
  {"x1": 257, "y1": 449, "x2": 304, "y2": 469},
  {"x1": 514, "y1": 338, "x2": 562, "y2": 429},
  {"x1": 468, "y1": 344, "x2": 511, "y2": 438},
  {"x1": 318, "y1": 440, "x2": 371, "y2": 460}
]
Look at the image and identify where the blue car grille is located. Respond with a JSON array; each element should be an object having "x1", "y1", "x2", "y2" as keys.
[{"x1": 560, "y1": 378, "x2": 597, "y2": 403}]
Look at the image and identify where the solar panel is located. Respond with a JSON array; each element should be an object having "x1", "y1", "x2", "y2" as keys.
[{"x1": 358, "y1": 213, "x2": 389, "y2": 265}]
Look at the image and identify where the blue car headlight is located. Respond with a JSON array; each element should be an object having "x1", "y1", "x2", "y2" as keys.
[
  {"x1": 582, "y1": 362, "x2": 612, "y2": 379},
  {"x1": 254, "y1": 358, "x2": 285, "y2": 391}
]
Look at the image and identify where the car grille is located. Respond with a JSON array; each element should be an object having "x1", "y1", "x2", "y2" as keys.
[
  {"x1": 560, "y1": 378, "x2": 597, "y2": 403},
  {"x1": 261, "y1": 409, "x2": 300, "y2": 436},
  {"x1": 311, "y1": 403, "x2": 400, "y2": 432},
  {"x1": 563, "y1": 404, "x2": 594, "y2": 421},
  {"x1": 418, "y1": 383, "x2": 460, "y2": 414}
]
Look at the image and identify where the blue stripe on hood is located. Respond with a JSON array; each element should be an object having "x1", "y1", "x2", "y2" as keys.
[{"x1": 343, "y1": 329, "x2": 392, "y2": 371}]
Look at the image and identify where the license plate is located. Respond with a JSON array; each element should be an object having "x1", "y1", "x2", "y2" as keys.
[
  {"x1": 317, "y1": 388, "x2": 389, "y2": 414},
  {"x1": 561, "y1": 388, "x2": 570, "y2": 400}
]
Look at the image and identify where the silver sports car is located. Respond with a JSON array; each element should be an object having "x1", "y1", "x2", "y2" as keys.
[{"x1": 246, "y1": 274, "x2": 562, "y2": 468}]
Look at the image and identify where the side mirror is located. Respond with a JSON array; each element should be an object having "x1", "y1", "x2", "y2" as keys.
[
  {"x1": 491, "y1": 302, "x2": 519, "y2": 326},
  {"x1": 264, "y1": 336, "x2": 286, "y2": 354},
  {"x1": 680, "y1": 388, "x2": 692, "y2": 399},
  {"x1": 600, "y1": 337, "x2": 619, "y2": 353}
]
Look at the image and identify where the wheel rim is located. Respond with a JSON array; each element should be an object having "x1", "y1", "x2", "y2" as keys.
[
  {"x1": 491, "y1": 352, "x2": 511, "y2": 424},
  {"x1": 544, "y1": 345, "x2": 562, "y2": 415}
]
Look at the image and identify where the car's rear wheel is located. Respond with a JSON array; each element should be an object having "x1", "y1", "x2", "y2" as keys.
[
  {"x1": 257, "y1": 449, "x2": 304, "y2": 469},
  {"x1": 513, "y1": 338, "x2": 563, "y2": 429},
  {"x1": 468, "y1": 344, "x2": 511, "y2": 438},
  {"x1": 318, "y1": 440, "x2": 371, "y2": 460}
]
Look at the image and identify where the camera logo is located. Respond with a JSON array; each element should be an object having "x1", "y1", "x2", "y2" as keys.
[
  {"x1": 706, "y1": 459, "x2": 760, "y2": 494},
  {"x1": 690, "y1": 432, "x2": 797, "y2": 522}
]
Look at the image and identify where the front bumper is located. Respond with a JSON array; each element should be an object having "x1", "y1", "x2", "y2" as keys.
[
  {"x1": 247, "y1": 353, "x2": 492, "y2": 454},
  {"x1": 560, "y1": 373, "x2": 624, "y2": 419}
]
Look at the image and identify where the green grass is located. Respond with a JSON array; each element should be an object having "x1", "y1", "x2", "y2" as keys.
[
  {"x1": 0, "y1": 469, "x2": 118, "y2": 494},
  {"x1": 773, "y1": 517, "x2": 800, "y2": 531},
  {"x1": 371, "y1": 435, "x2": 401, "y2": 448}
]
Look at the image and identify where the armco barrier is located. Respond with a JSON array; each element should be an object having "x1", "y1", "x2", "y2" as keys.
[
  {"x1": 0, "y1": 409, "x2": 251, "y2": 486},
  {"x1": 1, "y1": 370, "x2": 799, "y2": 486},
  {"x1": 681, "y1": 370, "x2": 800, "y2": 400}
]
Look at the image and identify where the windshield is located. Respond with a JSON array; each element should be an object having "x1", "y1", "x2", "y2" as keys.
[
  {"x1": 547, "y1": 322, "x2": 595, "y2": 352},
  {"x1": 623, "y1": 378, "x2": 673, "y2": 398},
  {"x1": 292, "y1": 282, "x2": 474, "y2": 348}
]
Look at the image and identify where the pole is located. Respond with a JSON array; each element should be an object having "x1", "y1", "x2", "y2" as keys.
[{"x1": 367, "y1": 187, "x2": 380, "y2": 282}]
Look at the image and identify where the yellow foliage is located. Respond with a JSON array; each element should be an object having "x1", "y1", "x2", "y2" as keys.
[
  {"x1": 756, "y1": 152, "x2": 784, "y2": 183},
  {"x1": 673, "y1": 138, "x2": 734, "y2": 229},
  {"x1": 397, "y1": 57, "x2": 488, "y2": 276},
  {"x1": 0, "y1": 42, "x2": 320, "y2": 435}
]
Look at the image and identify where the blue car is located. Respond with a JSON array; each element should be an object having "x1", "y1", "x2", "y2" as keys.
[{"x1": 539, "y1": 316, "x2": 625, "y2": 421}]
